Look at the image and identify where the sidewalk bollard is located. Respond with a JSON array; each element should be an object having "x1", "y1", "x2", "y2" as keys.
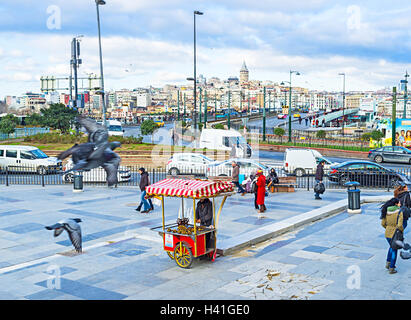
[
  {"x1": 344, "y1": 181, "x2": 361, "y2": 214},
  {"x1": 73, "y1": 171, "x2": 83, "y2": 193}
]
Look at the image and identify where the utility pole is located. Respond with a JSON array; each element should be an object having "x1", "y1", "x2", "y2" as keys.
[
  {"x1": 227, "y1": 90, "x2": 231, "y2": 129},
  {"x1": 204, "y1": 90, "x2": 207, "y2": 128},
  {"x1": 71, "y1": 37, "x2": 82, "y2": 109},
  {"x1": 199, "y1": 87, "x2": 202, "y2": 125},
  {"x1": 404, "y1": 71, "x2": 409, "y2": 118},
  {"x1": 263, "y1": 87, "x2": 266, "y2": 141},
  {"x1": 177, "y1": 90, "x2": 180, "y2": 121},
  {"x1": 392, "y1": 86, "x2": 397, "y2": 147},
  {"x1": 248, "y1": 92, "x2": 250, "y2": 115},
  {"x1": 214, "y1": 92, "x2": 217, "y2": 117}
]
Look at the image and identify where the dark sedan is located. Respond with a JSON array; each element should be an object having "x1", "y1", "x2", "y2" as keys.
[
  {"x1": 368, "y1": 146, "x2": 411, "y2": 164},
  {"x1": 328, "y1": 160, "x2": 411, "y2": 188}
]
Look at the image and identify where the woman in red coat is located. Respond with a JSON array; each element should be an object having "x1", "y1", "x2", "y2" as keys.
[{"x1": 256, "y1": 170, "x2": 266, "y2": 213}]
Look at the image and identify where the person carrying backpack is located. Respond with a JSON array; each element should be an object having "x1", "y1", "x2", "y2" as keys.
[
  {"x1": 394, "y1": 184, "x2": 411, "y2": 230},
  {"x1": 381, "y1": 203, "x2": 404, "y2": 274}
]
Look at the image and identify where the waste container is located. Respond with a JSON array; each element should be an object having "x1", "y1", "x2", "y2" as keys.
[
  {"x1": 73, "y1": 171, "x2": 83, "y2": 193},
  {"x1": 344, "y1": 181, "x2": 361, "y2": 214}
]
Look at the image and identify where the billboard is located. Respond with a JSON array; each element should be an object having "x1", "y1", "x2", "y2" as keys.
[{"x1": 378, "y1": 118, "x2": 411, "y2": 147}]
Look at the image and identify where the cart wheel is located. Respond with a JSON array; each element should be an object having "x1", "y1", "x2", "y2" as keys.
[
  {"x1": 174, "y1": 242, "x2": 193, "y2": 269},
  {"x1": 166, "y1": 251, "x2": 174, "y2": 260}
]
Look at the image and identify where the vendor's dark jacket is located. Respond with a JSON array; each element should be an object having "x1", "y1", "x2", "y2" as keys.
[
  {"x1": 315, "y1": 163, "x2": 324, "y2": 181},
  {"x1": 195, "y1": 199, "x2": 213, "y2": 226},
  {"x1": 139, "y1": 172, "x2": 150, "y2": 191}
]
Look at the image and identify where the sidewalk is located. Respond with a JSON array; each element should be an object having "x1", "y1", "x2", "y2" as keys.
[{"x1": 0, "y1": 185, "x2": 395, "y2": 299}]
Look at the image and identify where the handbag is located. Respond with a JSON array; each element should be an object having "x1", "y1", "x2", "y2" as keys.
[{"x1": 390, "y1": 213, "x2": 404, "y2": 250}]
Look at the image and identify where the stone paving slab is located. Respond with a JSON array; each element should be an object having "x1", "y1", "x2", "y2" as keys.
[{"x1": 0, "y1": 184, "x2": 401, "y2": 300}]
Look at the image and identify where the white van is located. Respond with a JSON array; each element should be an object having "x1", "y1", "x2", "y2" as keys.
[
  {"x1": 0, "y1": 145, "x2": 62, "y2": 174},
  {"x1": 199, "y1": 128, "x2": 252, "y2": 158},
  {"x1": 283, "y1": 148, "x2": 337, "y2": 177},
  {"x1": 107, "y1": 120, "x2": 124, "y2": 136}
]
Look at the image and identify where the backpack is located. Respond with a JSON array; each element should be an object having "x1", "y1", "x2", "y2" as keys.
[
  {"x1": 251, "y1": 179, "x2": 258, "y2": 193},
  {"x1": 380, "y1": 197, "x2": 399, "y2": 219}
]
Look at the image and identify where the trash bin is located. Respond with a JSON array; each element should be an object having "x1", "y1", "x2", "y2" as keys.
[
  {"x1": 344, "y1": 181, "x2": 361, "y2": 214},
  {"x1": 73, "y1": 171, "x2": 83, "y2": 193}
]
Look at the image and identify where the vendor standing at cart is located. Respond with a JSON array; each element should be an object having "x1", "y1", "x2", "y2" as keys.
[{"x1": 195, "y1": 198, "x2": 214, "y2": 248}]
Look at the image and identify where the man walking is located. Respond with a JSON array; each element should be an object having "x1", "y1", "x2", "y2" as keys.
[
  {"x1": 136, "y1": 167, "x2": 154, "y2": 213},
  {"x1": 231, "y1": 161, "x2": 246, "y2": 196},
  {"x1": 314, "y1": 160, "x2": 325, "y2": 200}
]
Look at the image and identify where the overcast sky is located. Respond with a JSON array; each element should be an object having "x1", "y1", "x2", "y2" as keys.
[{"x1": 1, "y1": 0, "x2": 411, "y2": 98}]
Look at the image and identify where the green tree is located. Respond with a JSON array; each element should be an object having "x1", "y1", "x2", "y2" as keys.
[
  {"x1": 140, "y1": 119, "x2": 158, "y2": 143},
  {"x1": 25, "y1": 113, "x2": 44, "y2": 126},
  {"x1": 273, "y1": 127, "x2": 285, "y2": 137},
  {"x1": 1, "y1": 114, "x2": 19, "y2": 125},
  {"x1": 371, "y1": 130, "x2": 384, "y2": 147},
  {"x1": 213, "y1": 123, "x2": 225, "y2": 130},
  {"x1": 0, "y1": 118, "x2": 16, "y2": 137},
  {"x1": 360, "y1": 132, "x2": 372, "y2": 142},
  {"x1": 40, "y1": 103, "x2": 78, "y2": 133},
  {"x1": 316, "y1": 130, "x2": 326, "y2": 139}
]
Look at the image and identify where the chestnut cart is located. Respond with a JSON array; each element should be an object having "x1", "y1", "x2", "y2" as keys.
[{"x1": 147, "y1": 178, "x2": 234, "y2": 269}]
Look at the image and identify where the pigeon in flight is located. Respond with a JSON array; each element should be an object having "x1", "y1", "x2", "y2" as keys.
[
  {"x1": 57, "y1": 116, "x2": 122, "y2": 187},
  {"x1": 45, "y1": 218, "x2": 82, "y2": 253}
]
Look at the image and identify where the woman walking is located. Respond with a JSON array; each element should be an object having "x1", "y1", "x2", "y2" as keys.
[{"x1": 381, "y1": 203, "x2": 404, "y2": 274}]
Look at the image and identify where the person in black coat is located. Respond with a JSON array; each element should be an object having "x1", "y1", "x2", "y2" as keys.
[
  {"x1": 314, "y1": 160, "x2": 325, "y2": 200},
  {"x1": 136, "y1": 168, "x2": 154, "y2": 213},
  {"x1": 195, "y1": 198, "x2": 214, "y2": 249}
]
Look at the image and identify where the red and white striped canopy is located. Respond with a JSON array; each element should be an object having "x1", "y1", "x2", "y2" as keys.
[{"x1": 145, "y1": 178, "x2": 234, "y2": 198}]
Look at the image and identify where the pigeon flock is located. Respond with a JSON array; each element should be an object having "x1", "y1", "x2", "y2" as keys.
[{"x1": 44, "y1": 116, "x2": 124, "y2": 253}]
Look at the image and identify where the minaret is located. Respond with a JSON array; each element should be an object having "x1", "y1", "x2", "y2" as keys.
[{"x1": 240, "y1": 61, "x2": 249, "y2": 85}]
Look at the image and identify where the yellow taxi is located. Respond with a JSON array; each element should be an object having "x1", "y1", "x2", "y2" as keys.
[{"x1": 293, "y1": 113, "x2": 301, "y2": 118}]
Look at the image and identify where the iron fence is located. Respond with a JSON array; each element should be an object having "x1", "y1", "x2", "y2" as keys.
[{"x1": 1, "y1": 164, "x2": 410, "y2": 192}]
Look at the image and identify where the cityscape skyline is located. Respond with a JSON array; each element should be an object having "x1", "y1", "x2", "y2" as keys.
[{"x1": 1, "y1": 1, "x2": 411, "y2": 98}]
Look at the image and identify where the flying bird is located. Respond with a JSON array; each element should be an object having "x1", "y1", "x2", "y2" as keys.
[
  {"x1": 57, "y1": 116, "x2": 122, "y2": 187},
  {"x1": 45, "y1": 218, "x2": 82, "y2": 253}
]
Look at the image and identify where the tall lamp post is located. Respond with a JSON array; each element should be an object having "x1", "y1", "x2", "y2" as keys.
[
  {"x1": 288, "y1": 70, "x2": 300, "y2": 142},
  {"x1": 193, "y1": 10, "x2": 203, "y2": 130},
  {"x1": 404, "y1": 71, "x2": 409, "y2": 118},
  {"x1": 338, "y1": 73, "x2": 346, "y2": 137},
  {"x1": 95, "y1": 0, "x2": 106, "y2": 127}
]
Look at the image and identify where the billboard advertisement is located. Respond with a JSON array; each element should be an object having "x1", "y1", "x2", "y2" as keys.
[{"x1": 377, "y1": 118, "x2": 411, "y2": 147}]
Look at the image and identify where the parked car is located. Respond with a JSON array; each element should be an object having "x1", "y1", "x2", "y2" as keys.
[
  {"x1": 368, "y1": 146, "x2": 411, "y2": 164},
  {"x1": 283, "y1": 148, "x2": 337, "y2": 177},
  {"x1": 328, "y1": 160, "x2": 411, "y2": 188},
  {"x1": 62, "y1": 159, "x2": 131, "y2": 183},
  {"x1": 0, "y1": 145, "x2": 62, "y2": 174},
  {"x1": 206, "y1": 158, "x2": 270, "y2": 178},
  {"x1": 166, "y1": 153, "x2": 215, "y2": 176},
  {"x1": 277, "y1": 114, "x2": 287, "y2": 119}
]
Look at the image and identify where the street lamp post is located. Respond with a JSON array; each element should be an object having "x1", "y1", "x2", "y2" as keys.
[
  {"x1": 338, "y1": 73, "x2": 346, "y2": 137},
  {"x1": 193, "y1": 10, "x2": 203, "y2": 130},
  {"x1": 263, "y1": 87, "x2": 266, "y2": 141},
  {"x1": 199, "y1": 87, "x2": 202, "y2": 125},
  {"x1": 227, "y1": 90, "x2": 231, "y2": 129},
  {"x1": 203, "y1": 90, "x2": 207, "y2": 128},
  {"x1": 287, "y1": 70, "x2": 300, "y2": 142},
  {"x1": 177, "y1": 90, "x2": 180, "y2": 121},
  {"x1": 392, "y1": 87, "x2": 397, "y2": 147},
  {"x1": 95, "y1": 0, "x2": 106, "y2": 127},
  {"x1": 404, "y1": 71, "x2": 409, "y2": 118}
]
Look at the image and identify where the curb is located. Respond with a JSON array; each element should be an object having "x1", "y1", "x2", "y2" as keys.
[{"x1": 218, "y1": 195, "x2": 390, "y2": 256}]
